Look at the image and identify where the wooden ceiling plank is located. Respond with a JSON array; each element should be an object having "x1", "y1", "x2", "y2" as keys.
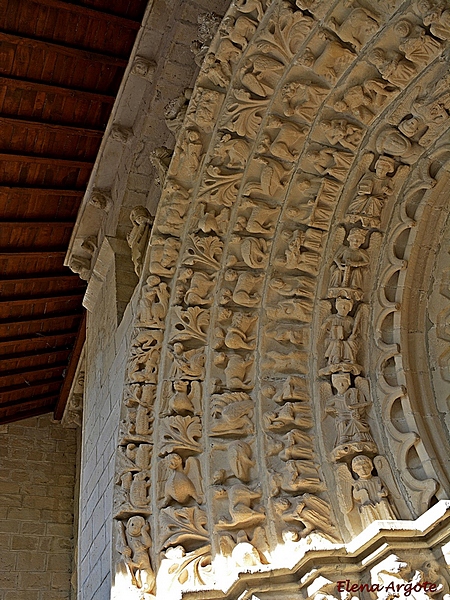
[
  {"x1": 0, "y1": 152, "x2": 94, "y2": 167},
  {"x1": 0, "y1": 346, "x2": 71, "y2": 365},
  {"x1": 0, "y1": 30, "x2": 129, "y2": 66},
  {"x1": 0, "y1": 309, "x2": 82, "y2": 328},
  {"x1": 0, "y1": 273, "x2": 82, "y2": 284},
  {"x1": 0, "y1": 220, "x2": 75, "y2": 226},
  {"x1": 0, "y1": 292, "x2": 84, "y2": 307},
  {"x1": 0, "y1": 393, "x2": 59, "y2": 411},
  {"x1": 0, "y1": 250, "x2": 67, "y2": 257},
  {"x1": 0, "y1": 375, "x2": 64, "y2": 395},
  {"x1": 0, "y1": 403, "x2": 57, "y2": 425},
  {"x1": 0, "y1": 186, "x2": 83, "y2": 195},
  {"x1": 0, "y1": 361, "x2": 67, "y2": 381},
  {"x1": 0, "y1": 75, "x2": 116, "y2": 101},
  {"x1": 0, "y1": 114, "x2": 105, "y2": 135},
  {"x1": 26, "y1": 0, "x2": 141, "y2": 29},
  {"x1": 0, "y1": 331, "x2": 77, "y2": 350}
]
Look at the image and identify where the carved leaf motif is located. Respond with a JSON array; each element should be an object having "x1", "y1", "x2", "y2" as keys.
[
  {"x1": 160, "y1": 415, "x2": 202, "y2": 455},
  {"x1": 183, "y1": 235, "x2": 223, "y2": 270},
  {"x1": 171, "y1": 307, "x2": 210, "y2": 344},
  {"x1": 222, "y1": 89, "x2": 267, "y2": 138},
  {"x1": 160, "y1": 506, "x2": 209, "y2": 549},
  {"x1": 257, "y1": 4, "x2": 314, "y2": 63},
  {"x1": 199, "y1": 166, "x2": 242, "y2": 207},
  {"x1": 166, "y1": 545, "x2": 212, "y2": 586}
]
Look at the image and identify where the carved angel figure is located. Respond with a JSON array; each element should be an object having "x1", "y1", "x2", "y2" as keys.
[
  {"x1": 116, "y1": 516, "x2": 155, "y2": 593},
  {"x1": 347, "y1": 156, "x2": 395, "y2": 228},
  {"x1": 161, "y1": 453, "x2": 203, "y2": 507},
  {"x1": 337, "y1": 456, "x2": 397, "y2": 531},
  {"x1": 329, "y1": 228, "x2": 369, "y2": 298},
  {"x1": 127, "y1": 206, "x2": 153, "y2": 277}
]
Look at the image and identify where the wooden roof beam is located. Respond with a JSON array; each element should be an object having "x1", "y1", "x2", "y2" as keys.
[
  {"x1": 0, "y1": 309, "x2": 82, "y2": 328},
  {"x1": 0, "y1": 115, "x2": 105, "y2": 136},
  {"x1": 0, "y1": 331, "x2": 78, "y2": 350},
  {"x1": 0, "y1": 393, "x2": 59, "y2": 411},
  {"x1": 0, "y1": 347, "x2": 72, "y2": 366},
  {"x1": 0, "y1": 75, "x2": 116, "y2": 101},
  {"x1": 0, "y1": 186, "x2": 84, "y2": 196},
  {"x1": 0, "y1": 30, "x2": 129, "y2": 66},
  {"x1": 0, "y1": 375, "x2": 63, "y2": 395},
  {"x1": 0, "y1": 362, "x2": 66, "y2": 383},
  {"x1": 26, "y1": 0, "x2": 141, "y2": 29},
  {"x1": 0, "y1": 273, "x2": 82, "y2": 285},
  {"x1": 0, "y1": 403, "x2": 57, "y2": 425},
  {"x1": 0, "y1": 152, "x2": 93, "y2": 168},
  {"x1": 0, "y1": 220, "x2": 75, "y2": 226},
  {"x1": 0, "y1": 291, "x2": 84, "y2": 306},
  {"x1": 0, "y1": 250, "x2": 67, "y2": 257}
]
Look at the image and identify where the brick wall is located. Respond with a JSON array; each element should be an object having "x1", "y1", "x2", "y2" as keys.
[{"x1": 0, "y1": 414, "x2": 77, "y2": 600}]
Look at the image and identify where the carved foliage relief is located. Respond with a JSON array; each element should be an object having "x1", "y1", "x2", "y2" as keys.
[{"x1": 112, "y1": 0, "x2": 450, "y2": 596}]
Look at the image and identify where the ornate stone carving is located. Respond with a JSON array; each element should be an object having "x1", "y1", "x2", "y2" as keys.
[
  {"x1": 127, "y1": 206, "x2": 153, "y2": 277},
  {"x1": 149, "y1": 237, "x2": 180, "y2": 277},
  {"x1": 323, "y1": 373, "x2": 377, "y2": 460},
  {"x1": 329, "y1": 5, "x2": 380, "y2": 50},
  {"x1": 131, "y1": 56, "x2": 157, "y2": 79},
  {"x1": 137, "y1": 276, "x2": 170, "y2": 328},
  {"x1": 328, "y1": 228, "x2": 369, "y2": 300},
  {"x1": 116, "y1": 517, "x2": 156, "y2": 594},
  {"x1": 89, "y1": 188, "x2": 112, "y2": 211},
  {"x1": 160, "y1": 454, "x2": 204, "y2": 507},
  {"x1": 210, "y1": 391, "x2": 254, "y2": 435}
]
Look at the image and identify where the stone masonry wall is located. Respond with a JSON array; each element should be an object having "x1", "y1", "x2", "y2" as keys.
[{"x1": 0, "y1": 414, "x2": 77, "y2": 600}]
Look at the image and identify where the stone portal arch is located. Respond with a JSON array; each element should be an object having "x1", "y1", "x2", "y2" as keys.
[{"x1": 112, "y1": 0, "x2": 450, "y2": 597}]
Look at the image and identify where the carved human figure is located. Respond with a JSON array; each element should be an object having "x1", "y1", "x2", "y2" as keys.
[
  {"x1": 321, "y1": 298, "x2": 359, "y2": 369},
  {"x1": 220, "y1": 311, "x2": 257, "y2": 350},
  {"x1": 240, "y1": 54, "x2": 284, "y2": 97},
  {"x1": 307, "y1": 147, "x2": 353, "y2": 182},
  {"x1": 375, "y1": 126, "x2": 420, "y2": 165},
  {"x1": 334, "y1": 80, "x2": 398, "y2": 125},
  {"x1": 321, "y1": 119, "x2": 363, "y2": 151},
  {"x1": 266, "y1": 116, "x2": 308, "y2": 162},
  {"x1": 138, "y1": 275, "x2": 170, "y2": 327},
  {"x1": 281, "y1": 229, "x2": 319, "y2": 273},
  {"x1": 162, "y1": 453, "x2": 203, "y2": 506},
  {"x1": 228, "y1": 440, "x2": 255, "y2": 481},
  {"x1": 281, "y1": 80, "x2": 327, "y2": 121},
  {"x1": 177, "y1": 268, "x2": 214, "y2": 306},
  {"x1": 150, "y1": 237, "x2": 180, "y2": 277},
  {"x1": 271, "y1": 460, "x2": 322, "y2": 494},
  {"x1": 220, "y1": 14, "x2": 257, "y2": 49},
  {"x1": 279, "y1": 494, "x2": 337, "y2": 539},
  {"x1": 150, "y1": 146, "x2": 172, "y2": 185},
  {"x1": 127, "y1": 206, "x2": 153, "y2": 277},
  {"x1": 325, "y1": 374, "x2": 375, "y2": 455},
  {"x1": 173, "y1": 129, "x2": 203, "y2": 177},
  {"x1": 236, "y1": 199, "x2": 279, "y2": 234},
  {"x1": 264, "y1": 402, "x2": 312, "y2": 431},
  {"x1": 414, "y1": 0, "x2": 450, "y2": 40},
  {"x1": 169, "y1": 343, "x2": 205, "y2": 380},
  {"x1": 157, "y1": 183, "x2": 190, "y2": 235},
  {"x1": 117, "y1": 516, "x2": 155, "y2": 593},
  {"x1": 164, "y1": 380, "x2": 201, "y2": 416},
  {"x1": 395, "y1": 19, "x2": 441, "y2": 66},
  {"x1": 223, "y1": 270, "x2": 263, "y2": 307},
  {"x1": 129, "y1": 471, "x2": 151, "y2": 507},
  {"x1": 329, "y1": 228, "x2": 369, "y2": 296},
  {"x1": 351, "y1": 455, "x2": 397, "y2": 527},
  {"x1": 367, "y1": 48, "x2": 416, "y2": 88},
  {"x1": 347, "y1": 156, "x2": 395, "y2": 227},
  {"x1": 329, "y1": 6, "x2": 379, "y2": 50}
]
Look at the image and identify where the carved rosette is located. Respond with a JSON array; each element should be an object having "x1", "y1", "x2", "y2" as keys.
[{"x1": 111, "y1": 0, "x2": 450, "y2": 596}]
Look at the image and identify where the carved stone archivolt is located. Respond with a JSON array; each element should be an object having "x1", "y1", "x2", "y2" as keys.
[{"x1": 111, "y1": 0, "x2": 450, "y2": 597}]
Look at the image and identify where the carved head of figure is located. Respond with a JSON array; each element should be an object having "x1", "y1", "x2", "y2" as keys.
[
  {"x1": 394, "y1": 19, "x2": 412, "y2": 38},
  {"x1": 347, "y1": 228, "x2": 366, "y2": 248},
  {"x1": 127, "y1": 515, "x2": 146, "y2": 537},
  {"x1": 398, "y1": 116, "x2": 420, "y2": 138},
  {"x1": 130, "y1": 206, "x2": 152, "y2": 226},
  {"x1": 173, "y1": 380, "x2": 189, "y2": 393},
  {"x1": 335, "y1": 297, "x2": 353, "y2": 316},
  {"x1": 375, "y1": 155, "x2": 395, "y2": 177},
  {"x1": 368, "y1": 47, "x2": 387, "y2": 69},
  {"x1": 351, "y1": 455, "x2": 374, "y2": 479},
  {"x1": 167, "y1": 453, "x2": 183, "y2": 470},
  {"x1": 331, "y1": 372, "x2": 351, "y2": 395}
]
